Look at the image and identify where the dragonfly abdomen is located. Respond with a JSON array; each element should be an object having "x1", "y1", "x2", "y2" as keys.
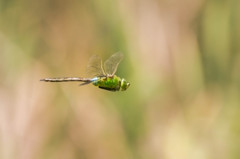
[{"x1": 40, "y1": 77, "x2": 92, "y2": 82}]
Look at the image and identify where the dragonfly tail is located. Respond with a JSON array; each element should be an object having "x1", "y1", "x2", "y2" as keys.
[{"x1": 40, "y1": 77, "x2": 92, "y2": 82}]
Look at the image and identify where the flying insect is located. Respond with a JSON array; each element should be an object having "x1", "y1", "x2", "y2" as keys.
[{"x1": 40, "y1": 52, "x2": 130, "y2": 91}]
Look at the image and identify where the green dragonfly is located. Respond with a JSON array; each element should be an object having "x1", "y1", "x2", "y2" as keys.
[{"x1": 40, "y1": 52, "x2": 130, "y2": 91}]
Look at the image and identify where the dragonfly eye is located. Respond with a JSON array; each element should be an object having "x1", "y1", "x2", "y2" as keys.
[{"x1": 120, "y1": 79, "x2": 130, "y2": 91}]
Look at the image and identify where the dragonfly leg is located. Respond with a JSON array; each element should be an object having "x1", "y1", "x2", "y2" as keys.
[
  {"x1": 79, "y1": 81, "x2": 92, "y2": 86},
  {"x1": 98, "y1": 86, "x2": 118, "y2": 91}
]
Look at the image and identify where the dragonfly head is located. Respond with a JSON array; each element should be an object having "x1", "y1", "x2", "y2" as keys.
[{"x1": 120, "y1": 78, "x2": 130, "y2": 91}]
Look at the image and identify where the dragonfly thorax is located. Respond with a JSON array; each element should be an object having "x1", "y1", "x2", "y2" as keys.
[{"x1": 92, "y1": 75, "x2": 130, "y2": 91}]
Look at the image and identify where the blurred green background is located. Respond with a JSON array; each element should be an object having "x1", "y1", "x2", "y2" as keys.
[{"x1": 0, "y1": 0, "x2": 240, "y2": 159}]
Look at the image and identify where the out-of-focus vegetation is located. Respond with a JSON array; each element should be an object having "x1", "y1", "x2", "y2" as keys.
[{"x1": 0, "y1": 0, "x2": 240, "y2": 159}]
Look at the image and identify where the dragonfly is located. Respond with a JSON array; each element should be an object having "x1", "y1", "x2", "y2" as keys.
[{"x1": 40, "y1": 52, "x2": 130, "y2": 91}]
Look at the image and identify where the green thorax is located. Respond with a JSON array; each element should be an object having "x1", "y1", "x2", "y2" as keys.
[{"x1": 92, "y1": 75, "x2": 121, "y2": 91}]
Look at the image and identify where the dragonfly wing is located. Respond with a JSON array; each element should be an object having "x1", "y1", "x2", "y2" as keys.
[
  {"x1": 86, "y1": 54, "x2": 106, "y2": 77},
  {"x1": 104, "y1": 52, "x2": 124, "y2": 76}
]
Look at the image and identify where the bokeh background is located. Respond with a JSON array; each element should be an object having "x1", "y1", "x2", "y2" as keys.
[{"x1": 0, "y1": 0, "x2": 240, "y2": 159}]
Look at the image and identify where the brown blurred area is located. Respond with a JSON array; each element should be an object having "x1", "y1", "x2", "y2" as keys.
[{"x1": 0, "y1": 0, "x2": 240, "y2": 159}]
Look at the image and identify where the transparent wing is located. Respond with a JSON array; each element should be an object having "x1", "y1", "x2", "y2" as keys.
[
  {"x1": 104, "y1": 52, "x2": 124, "y2": 76},
  {"x1": 86, "y1": 55, "x2": 106, "y2": 77}
]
